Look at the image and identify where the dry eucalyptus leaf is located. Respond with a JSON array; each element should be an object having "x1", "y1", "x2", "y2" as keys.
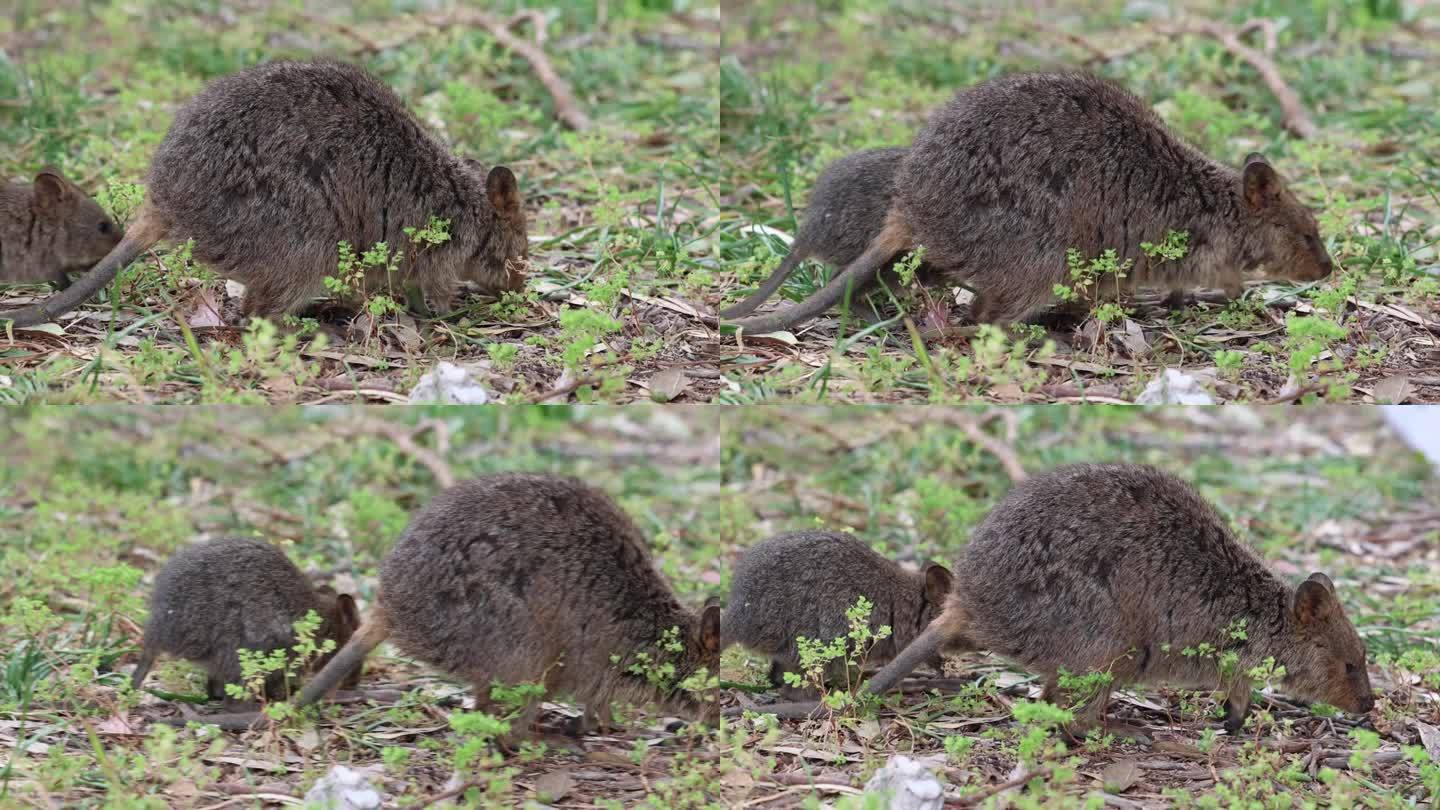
[
  {"x1": 1101, "y1": 759, "x2": 1141, "y2": 793},
  {"x1": 533, "y1": 770, "x2": 575, "y2": 802},
  {"x1": 1371, "y1": 375, "x2": 1412, "y2": 404},
  {"x1": 649, "y1": 367, "x2": 689, "y2": 402}
]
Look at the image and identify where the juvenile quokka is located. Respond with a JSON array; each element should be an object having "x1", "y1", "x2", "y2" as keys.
[
  {"x1": 722, "y1": 531, "x2": 952, "y2": 693},
  {"x1": 0, "y1": 168, "x2": 122, "y2": 289},
  {"x1": 721, "y1": 148, "x2": 920, "y2": 320},
  {"x1": 2, "y1": 60, "x2": 528, "y2": 328},
  {"x1": 750, "y1": 464, "x2": 1374, "y2": 739},
  {"x1": 132, "y1": 537, "x2": 361, "y2": 703},
  {"x1": 189, "y1": 474, "x2": 721, "y2": 735},
  {"x1": 727, "y1": 73, "x2": 1334, "y2": 335}
]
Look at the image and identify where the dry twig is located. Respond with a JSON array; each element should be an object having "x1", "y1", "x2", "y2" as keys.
[
  {"x1": 433, "y1": 10, "x2": 592, "y2": 131},
  {"x1": 910, "y1": 408, "x2": 1029, "y2": 482},
  {"x1": 334, "y1": 418, "x2": 457, "y2": 489},
  {"x1": 1156, "y1": 20, "x2": 1318, "y2": 138}
]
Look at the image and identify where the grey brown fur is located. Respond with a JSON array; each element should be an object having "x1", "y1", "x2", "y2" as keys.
[
  {"x1": 754, "y1": 464, "x2": 1374, "y2": 737},
  {"x1": 380, "y1": 474, "x2": 720, "y2": 731},
  {"x1": 721, "y1": 531, "x2": 951, "y2": 692},
  {"x1": 132, "y1": 537, "x2": 361, "y2": 703},
  {"x1": 2, "y1": 60, "x2": 528, "y2": 328},
  {"x1": 185, "y1": 474, "x2": 721, "y2": 735},
  {"x1": 0, "y1": 168, "x2": 121, "y2": 289},
  {"x1": 721, "y1": 148, "x2": 922, "y2": 319},
  {"x1": 727, "y1": 73, "x2": 1334, "y2": 335}
]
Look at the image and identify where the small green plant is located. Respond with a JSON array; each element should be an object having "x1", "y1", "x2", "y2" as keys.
[
  {"x1": 1055, "y1": 667, "x2": 1115, "y2": 711},
  {"x1": 225, "y1": 610, "x2": 335, "y2": 706},
  {"x1": 1283, "y1": 313, "x2": 1349, "y2": 377},
  {"x1": 892, "y1": 246, "x2": 927, "y2": 287},
  {"x1": 781, "y1": 596, "x2": 891, "y2": 714},
  {"x1": 1140, "y1": 229, "x2": 1190, "y2": 262},
  {"x1": 1055, "y1": 247, "x2": 1133, "y2": 308}
]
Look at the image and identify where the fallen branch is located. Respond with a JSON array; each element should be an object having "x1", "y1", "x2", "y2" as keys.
[
  {"x1": 917, "y1": 409, "x2": 1029, "y2": 482},
  {"x1": 530, "y1": 374, "x2": 601, "y2": 403},
  {"x1": 334, "y1": 418, "x2": 457, "y2": 489},
  {"x1": 956, "y1": 766, "x2": 1055, "y2": 806},
  {"x1": 1156, "y1": 19, "x2": 1317, "y2": 138},
  {"x1": 433, "y1": 10, "x2": 592, "y2": 131}
]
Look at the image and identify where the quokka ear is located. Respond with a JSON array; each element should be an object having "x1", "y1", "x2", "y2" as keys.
[
  {"x1": 1242, "y1": 153, "x2": 1283, "y2": 211},
  {"x1": 923, "y1": 563, "x2": 954, "y2": 605},
  {"x1": 1293, "y1": 577, "x2": 1338, "y2": 626},
  {"x1": 337, "y1": 593, "x2": 361, "y2": 630},
  {"x1": 33, "y1": 167, "x2": 71, "y2": 212},
  {"x1": 485, "y1": 166, "x2": 523, "y2": 221},
  {"x1": 1305, "y1": 572, "x2": 1335, "y2": 594},
  {"x1": 699, "y1": 603, "x2": 722, "y2": 655}
]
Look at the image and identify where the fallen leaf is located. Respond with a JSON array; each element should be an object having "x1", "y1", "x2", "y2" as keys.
[
  {"x1": 648, "y1": 368, "x2": 689, "y2": 402},
  {"x1": 533, "y1": 770, "x2": 574, "y2": 802},
  {"x1": 735, "y1": 329, "x2": 799, "y2": 346},
  {"x1": 1371, "y1": 375, "x2": 1412, "y2": 404},
  {"x1": 11, "y1": 322, "x2": 65, "y2": 335},
  {"x1": 1416, "y1": 720, "x2": 1440, "y2": 761},
  {"x1": 1102, "y1": 760, "x2": 1142, "y2": 793},
  {"x1": 96, "y1": 713, "x2": 136, "y2": 735},
  {"x1": 185, "y1": 289, "x2": 224, "y2": 328},
  {"x1": 854, "y1": 719, "x2": 882, "y2": 741},
  {"x1": 1114, "y1": 319, "x2": 1150, "y2": 356}
]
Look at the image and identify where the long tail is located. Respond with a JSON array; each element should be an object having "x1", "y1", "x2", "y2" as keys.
[
  {"x1": 293, "y1": 614, "x2": 389, "y2": 707},
  {"x1": 155, "y1": 612, "x2": 390, "y2": 731},
  {"x1": 1, "y1": 207, "x2": 164, "y2": 327},
  {"x1": 719, "y1": 245, "x2": 809, "y2": 320},
  {"x1": 724, "y1": 217, "x2": 910, "y2": 335},
  {"x1": 130, "y1": 650, "x2": 156, "y2": 692},
  {"x1": 863, "y1": 619, "x2": 952, "y2": 696}
]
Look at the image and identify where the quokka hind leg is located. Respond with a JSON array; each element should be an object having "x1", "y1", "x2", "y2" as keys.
[
  {"x1": 1060, "y1": 680, "x2": 1113, "y2": 744},
  {"x1": 1222, "y1": 678, "x2": 1254, "y2": 734},
  {"x1": 236, "y1": 275, "x2": 305, "y2": 325},
  {"x1": 970, "y1": 285, "x2": 1050, "y2": 327}
]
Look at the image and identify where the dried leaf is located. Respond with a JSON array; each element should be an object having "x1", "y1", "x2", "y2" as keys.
[
  {"x1": 185, "y1": 289, "x2": 224, "y2": 328},
  {"x1": 533, "y1": 770, "x2": 574, "y2": 802},
  {"x1": 648, "y1": 368, "x2": 689, "y2": 402},
  {"x1": 96, "y1": 713, "x2": 136, "y2": 735},
  {"x1": 1114, "y1": 319, "x2": 1150, "y2": 356},
  {"x1": 1416, "y1": 720, "x2": 1440, "y2": 761},
  {"x1": 1371, "y1": 376, "x2": 1412, "y2": 404},
  {"x1": 1102, "y1": 760, "x2": 1141, "y2": 793}
]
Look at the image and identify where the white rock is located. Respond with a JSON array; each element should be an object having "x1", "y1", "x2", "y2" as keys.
[
  {"x1": 409, "y1": 361, "x2": 491, "y2": 404},
  {"x1": 1135, "y1": 368, "x2": 1215, "y2": 405},
  {"x1": 863, "y1": 755, "x2": 944, "y2": 810},
  {"x1": 303, "y1": 765, "x2": 383, "y2": 810}
]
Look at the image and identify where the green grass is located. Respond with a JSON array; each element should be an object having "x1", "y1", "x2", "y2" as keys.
[
  {"x1": 0, "y1": 1, "x2": 721, "y2": 404},
  {"x1": 716, "y1": 0, "x2": 1440, "y2": 404},
  {"x1": 3, "y1": 405, "x2": 1436, "y2": 805}
]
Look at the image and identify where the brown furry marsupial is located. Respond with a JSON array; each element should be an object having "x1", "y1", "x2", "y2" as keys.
[
  {"x1": 182, "y1": 474, "x2": 721, "y2": 735},
  {"x1": 0, "y1": 168, "x2": 122, "y2": 289},
  {"x1": 743, "y1": 465, "x2": 1374, "y2": 739},
  {"x1": 721, "y1": 531, "x2": 952, "y2": 693},
  {"x1": 721, "y1": 148, "x2": 921, "y2": 320},
  {"x1": 133, "y1": 537, "x2": 361, "y2": 704},
  {"x1": 2, "y1": 60, "x2": 527, "y2": 328},
  {"x1": 727, "y1": 73, "x2": 1334, "y2": 335}
]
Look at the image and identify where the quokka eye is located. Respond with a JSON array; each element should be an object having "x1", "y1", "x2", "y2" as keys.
[
  {"x1": 1345, "y1": 662, "x2": 1359, "y2": 675},
  {"x1": 98, "y1": 221, "x2": 112, "y2": 234}
]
